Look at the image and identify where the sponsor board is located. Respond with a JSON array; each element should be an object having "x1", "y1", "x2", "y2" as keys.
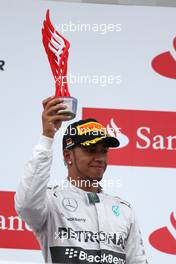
[
  {"x1": 83, "y1": 108, "x2": 176, "y2": 168},
  {"x1": 0, "y1": 191, "x2": 40, "y2": 250}
]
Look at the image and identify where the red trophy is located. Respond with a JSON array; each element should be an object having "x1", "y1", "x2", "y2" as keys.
[{"x1": 42, "y1": 10, "x2": 77, "y2": 119}]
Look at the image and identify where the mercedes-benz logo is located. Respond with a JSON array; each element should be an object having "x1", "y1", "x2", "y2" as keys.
[{"x1": 62, "y1": 198, "x2": 78, "y2": 212}]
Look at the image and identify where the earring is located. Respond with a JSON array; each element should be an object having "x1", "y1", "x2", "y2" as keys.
[{"x1": 68, "y1": 160, "x2": 72, "y2": 165}]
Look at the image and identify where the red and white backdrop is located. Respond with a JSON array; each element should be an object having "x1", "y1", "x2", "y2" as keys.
[{"x1": 0, "y1": 0, "x2": 176, "y2": 263}]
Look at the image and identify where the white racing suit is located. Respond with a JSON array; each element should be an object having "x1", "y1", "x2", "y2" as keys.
[{"x1": 15, "y1": 136, "x2": 148, "y2": 264}]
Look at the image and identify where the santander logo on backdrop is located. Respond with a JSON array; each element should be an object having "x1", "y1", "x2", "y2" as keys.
[
  {"x1": 82, "y1": 107, "x2": 176, "y2": 168},
  {"x1": 0, "y1": 191, "x2": 40, "y2": 250},
  {"x1": 106, "y1": 118, "x2": 129, "y2": 148},
  {"x1": 149, "y1": 211, "x2": 176, "y2": 255},
  {"x1": 151, "y1": 36, "x2": 176, "y2": 79}
]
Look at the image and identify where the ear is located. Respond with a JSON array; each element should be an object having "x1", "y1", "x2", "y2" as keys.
[{"x1": 63, "y1": 149, "x2": 72, "y2": 165}]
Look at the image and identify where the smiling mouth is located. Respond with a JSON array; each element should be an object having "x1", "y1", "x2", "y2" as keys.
[{"x1": 91, "y1": 165, "x2": 105, "y2": 170}]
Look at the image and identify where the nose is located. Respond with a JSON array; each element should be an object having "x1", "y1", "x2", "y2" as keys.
[{"x1": 93, "y1": 151, "x2": 107, "y2": 163}]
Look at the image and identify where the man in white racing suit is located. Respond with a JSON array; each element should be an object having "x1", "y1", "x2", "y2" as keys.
[{"x1": 15, "y1": 96, "x2": 148, "y2": 264}]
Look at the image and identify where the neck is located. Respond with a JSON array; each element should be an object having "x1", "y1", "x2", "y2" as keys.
[{"x1": 67, "y1": 175, "x2": 102, "y2": 193}]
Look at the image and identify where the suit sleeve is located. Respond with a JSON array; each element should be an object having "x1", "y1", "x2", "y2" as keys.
[
  {"x1": 126, "y1": 207, "x2": 148, "y2": 264},
  {"x1": 14, "y1": 135, "x2": 54, "y2": 231}
]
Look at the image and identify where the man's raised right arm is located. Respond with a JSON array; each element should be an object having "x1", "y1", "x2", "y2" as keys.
[{"x1": 15, "y1": 97, "x2": 70, "y2": 231}]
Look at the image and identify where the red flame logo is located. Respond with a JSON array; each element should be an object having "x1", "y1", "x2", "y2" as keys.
[
  {"x1": 170, "y1": 212, "x2": 176, "y2": 230},
  {"x1": 151, "y1": 36, "x2": 176, "y2": 79},
  {"x1": 106, "y1": 118, "x2": 129, "y2": 148},
  {"x1": 149, "y1": 211, "x2": 176, "y2": 255}
]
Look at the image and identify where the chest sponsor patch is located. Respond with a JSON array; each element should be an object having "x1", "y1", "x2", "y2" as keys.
[
  {"x1": 50, "y1": 246, "x2": 126, "y2": 264},
  {"x1": 55, "y1": 227, "x2": 127, "y2": 250}
]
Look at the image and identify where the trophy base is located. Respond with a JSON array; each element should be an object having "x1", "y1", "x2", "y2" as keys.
[{"x1": 58, "y1": 96, "x2": 77, "y2": 120}]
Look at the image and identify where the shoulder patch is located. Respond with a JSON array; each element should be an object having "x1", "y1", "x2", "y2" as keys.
[
  {"x1": 53, "y1": 185, "x2": 59, "y2": 190},
  {"x1": 48, "y1": 185, "x2": 62, "y2": 198},
  {"x1": 47, "y1": 185, "x2": 59, "y2": 196},
  {"x1": 115, "y1": 196, "x2": 131, "y2": 208},
  {"x1": 47, "y1": 185, "x2": 59, "y2": 190}
]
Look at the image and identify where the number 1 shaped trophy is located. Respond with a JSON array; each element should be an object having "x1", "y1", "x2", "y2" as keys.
[{"x1": 42, "y1": 10, "x2": 77, "y2": 120}]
